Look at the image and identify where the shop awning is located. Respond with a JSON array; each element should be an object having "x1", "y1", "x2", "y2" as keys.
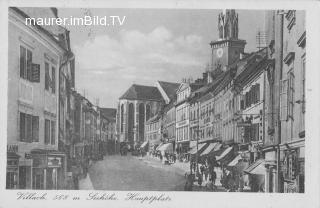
[
  {"x1": 140, "y1": 141, "x2": 149, "y2": 149},
  {"x1": 243, "y1": 159, "x2": 265, "y2": 175},
  {"x1": 216, "y1": 146, "x2": 233, "y2": 161},
  {"x1": 228, "y1": 154, "x2": 242, "y2": 167},
  {"x1": 156, "y1": 143, "x2": 163, "y2": 151},
  {"x1": 158, "y1": 143, "x2": 173, "y2": 154},
  {"x1": 201, "y1": 143, "x2": 218, "y2": 156},
  {"x1": 188, "y1": 143, "x2": 207, "y2": 155}
]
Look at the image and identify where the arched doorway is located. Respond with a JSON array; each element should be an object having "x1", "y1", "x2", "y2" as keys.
[
  {"x1": 138, "y1": 103, "x2": 145, "y2": 142},
  {"x1": 128, "y1": 103, "x2": 134, "y2": 147}
]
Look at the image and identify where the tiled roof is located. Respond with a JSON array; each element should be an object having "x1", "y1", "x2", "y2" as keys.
[
  {"x1": 158, "y1": 81, "x2": 180, "y2": 100},
  {"x1": 119, "y1": 84, "x2": 163, "y2": 101}
]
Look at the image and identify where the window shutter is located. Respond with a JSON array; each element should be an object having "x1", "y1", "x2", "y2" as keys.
[
  {"x1": 20, "y1": 46, "x2": 26, "y2": 78},
  {"x1": 26, "y1": 50, "x2": 32, "y2": 81},
  {"x1": 20, "y1": 112, "x2": 26, "y2": 142},
  {"x1": 45, "y1": 119, "x2": 50, "y2": 144},
  {"x1": 280, "y1": 79, "x2": 289, "y2": 121},
  {"x1": 51, "y1": 121, "x2": 56, "y2": 145},
  {"x1": 45, "y1": 62, "x2": 50, "y2": 90},
  {"x1": 31, "y1": 64, "x2": 40, "y2": 83},
  {"x1": 256, "y1": 84, "x2": 260, "y2": 102},
  {"x1": 32, "y1": 116, "x2": 39, "y2": 142},
  {"x1": 26, "y1": 114, "x2": 33, "y2": 143}
]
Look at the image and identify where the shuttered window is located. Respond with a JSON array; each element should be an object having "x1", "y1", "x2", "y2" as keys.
[
  {"x1": 32, "y1": 116, "x2": 39, "y2": 142},
  {"x1": 280, "y1": 79, "x2": 289, "y2": 121},
  {"x1": 20, "y1": 112, "x2": 38, "y2": 142},
  {"x1": 288, "y1": 71, "x2": 295, "y2": 119},
  {"x1": 302, "y1": 58, "x2": 306, "y2": 113},
  {"x1": 20, "y1": 46, "x2": 33, "y2": 81},
  {"x1": 26, "y1": 49, "x2": 32, "y2": 81},
  {"x1": 20, "y1": 112, "x2": 26, "y2": 142},
  {"x1": 51, "y1": 121, "x2": 56, "y2": 145},
  {"x1": 31, "y1": 64, "x2": 40, "y2": 82},
  {"x1": 45, "y1": 62, "x2": 50, "y2": 91},
  {"x1": 45, "y1": 119, "x2": 51, "y2": 144}
]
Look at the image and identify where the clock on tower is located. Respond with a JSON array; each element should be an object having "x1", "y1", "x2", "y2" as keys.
[{"x1": 210, "y1": 9, "x2": 246, "y2": 71}]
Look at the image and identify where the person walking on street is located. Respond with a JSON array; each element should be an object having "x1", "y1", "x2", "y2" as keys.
[{"x1": 211, "y1": 169, "x2": 217, "y2": 185}]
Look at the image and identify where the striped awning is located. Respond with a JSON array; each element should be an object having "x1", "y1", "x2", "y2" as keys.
[
  {"x1": 158, "y1": 143, "x2": 173, "y2": 153},
  {"x1": 140, "y1": 141, "x2": 149, "y2": 149},
  {"x1": 216, "y1": 146, "x2": 233, "y2": 161},
  {"x1": 200, "y1": 142, "x2": 221, "y2": 156},
  {"x1": 188, "y1": 143, "x2": 207, "y2": 155},
  {"x1": 243, "y1": 159, "x2": 265, "y2": 175},
  {"x1": 228, "y1": 154, "x2": 242, "y2": 167}
]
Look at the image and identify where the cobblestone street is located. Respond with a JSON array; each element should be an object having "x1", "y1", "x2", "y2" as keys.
[
  {"x1": 79, "y1": 154, "x2": 227, "y2": 192},
  {"x1": 82, "y1": 155, "x2": 186, "y2": 191}
]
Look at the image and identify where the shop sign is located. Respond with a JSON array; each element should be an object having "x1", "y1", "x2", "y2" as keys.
[
  {"x1": 48, "y1": 157, "x2": 62, "y2": 167},
  {"x1": 7, "y1": 144, "x2": 18, "y2": 153},
  {"x1": 176, "y1": 120, "x2": 188, "y2": 128},
  {"x1": 237, "y1": 122, "x2": 251, "y2": 127}
]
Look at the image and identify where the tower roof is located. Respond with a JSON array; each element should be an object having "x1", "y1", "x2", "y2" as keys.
[{"x1": 119, "y1": 84, "x2": 163, "y2": 101}]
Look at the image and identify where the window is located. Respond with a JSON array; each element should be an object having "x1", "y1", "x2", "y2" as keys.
[
  {"x1": 280, "y1": 79, "x2": 289, "y2": 121},
  {"x1": 302, "y1": 58, "x2": 306, "y2": 113},
  {"x1": 20, "y1": 46, "x2": 33, "y2": 80},
  {"x1": 45, "y1": 62, "x2": 50, "y2": 90},
  {"x1": 51, "y1": 67, "x2": 56, "y2": 93},
  {"x1": 45, "y1": 62, "x2": 56, "y2": 93},
  {"x1": 45, "y1": 119, "x2": 51, "y2": 144},
  {"x1": 51, "y1": 121, "x2": 56, "y2": 145},
  {"x1": 20, "y1": 112, "x2": 39, "y2": 142},
  {"x1": 45, "y1": 119, "x2": 56, "y2": 145},
  {"x1": 288, "y1": 71, "x2": 295, "y2": 119}
]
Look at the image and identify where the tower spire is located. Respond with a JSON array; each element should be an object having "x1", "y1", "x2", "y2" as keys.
[{"x1": 218, "y1": 9, "x2": 239, "y2": 40}]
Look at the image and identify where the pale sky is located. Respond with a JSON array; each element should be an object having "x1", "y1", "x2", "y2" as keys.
[{"x1": 58, "y1": 8, "x2": 265, "y2": 108}]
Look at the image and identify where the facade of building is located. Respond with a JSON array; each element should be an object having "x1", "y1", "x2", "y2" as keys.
[
  {"x1": 279, "y1": 10, "x2": 306, "y2": 193},
  {"x1": 117, "y1": 81, "x2": 179, "y2": 149},
  {"x1": 175, "y1": 82, "x2": 203, "y2": 158},
  {"x1": 7, "y1": 7, "x2": 69, "y2": 189},
  {"x1": 145, "y1": 114, "x2": 162, "y2": 150},
  {"x1": 118, "y1": 84, "x2": 163, "y2": 149},
  {"x1": 262, "y1": 10, "x2": 306, "y2": 193},
  {"x1": 99, "y1": 108, "x2": 117, "y2": 155}
]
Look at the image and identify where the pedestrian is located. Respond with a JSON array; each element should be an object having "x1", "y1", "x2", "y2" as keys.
[
  {"x1": 200, "y1": 164, "x2": 205, "y2": 180},
  {"x1": 204, "y1": 166, "x2": 209, "y2": 182},
  {"x1": 197, "y1": 172, "x2": 203, "y2": 187},
  {"x1": 211, "y1": 170, "x2": 217, "y2": 185}
]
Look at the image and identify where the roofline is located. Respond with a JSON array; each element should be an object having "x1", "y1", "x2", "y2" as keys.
[{"x1": 10, "y1": 7, "x2": 69, "y2": 53}]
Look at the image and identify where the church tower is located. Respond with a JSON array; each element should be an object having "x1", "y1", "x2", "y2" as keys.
[{"x1": 210, "y1": 9, "x2": 246, "y2": 71}]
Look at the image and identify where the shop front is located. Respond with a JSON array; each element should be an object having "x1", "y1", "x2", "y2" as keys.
[
  {"x1": 6, "y1": 151, "x2": 20, "y2": 189},
  {"x1": 280, "y1": 139, "x2": 305, "y2": 193},
  {"x1": 30, "y1": 149, "x2": 65, "y2": 190}
]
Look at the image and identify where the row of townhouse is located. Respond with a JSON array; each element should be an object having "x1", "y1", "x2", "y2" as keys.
[
  {"x1": 7, "y1": 7, "x2": 117, "y2": 190},
  {"x1": 140, "y1": 9, "x2": 305, "y2": 193}
]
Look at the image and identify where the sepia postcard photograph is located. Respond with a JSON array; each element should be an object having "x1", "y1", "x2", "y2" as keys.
[{"x1": 1, "y1": 0, "x2": 320, "y2": 208}]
